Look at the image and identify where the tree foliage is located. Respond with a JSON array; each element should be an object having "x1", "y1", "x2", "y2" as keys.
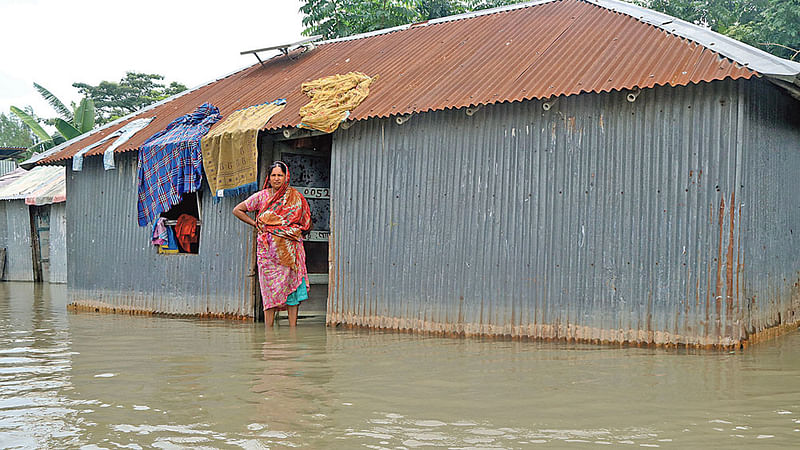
[
  {"x1": 300, "y1": 0, "x2": 525, "y2": 39},
  {"x1": 0, "y1": 111, "x2": 35, "y2": 148},
  {"x1": 73, "y1": 72, "x2": 188, "y2": 125},
  {"x1": 10, "y1": 84, "x2": 95, "y2": 153},
  {"x1": 637, "y1": 0, "x2": 800, "y2": 60}
]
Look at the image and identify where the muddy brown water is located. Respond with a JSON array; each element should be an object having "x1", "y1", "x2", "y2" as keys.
[{"x1": 1, "y1": 282, "x2": 799, "y2": 448}]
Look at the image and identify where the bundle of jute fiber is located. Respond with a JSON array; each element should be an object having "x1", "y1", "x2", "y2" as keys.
[{"x1": 298, "y1": 72, "x2": 378, "y2": 133}]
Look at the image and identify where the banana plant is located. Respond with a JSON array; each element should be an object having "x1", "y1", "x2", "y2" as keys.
[
  {"x1": 34, "y1": 82, "x2": 73, "y2": 124},
  {"x1": 10, "y1": 83, "x2": 95, "y2": 153},
  {"x1": 53, "y1": 98, "x2": 95, "y2": 140}
]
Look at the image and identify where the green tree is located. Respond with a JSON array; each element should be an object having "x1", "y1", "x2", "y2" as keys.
[
  {"x1": 10, "y1": 83, "x2": 95, "y2": 153},
  {"x1": 754, "y1": 0, "x2": 800, "y2": 59},
  {"x1": 637, "y1": 0, "x2": 799, "y2": 60},
  {"x1": 0, "y1": 111, "x2": 35, "y2": 148},
  {"x1": 301, "y1": 1, "x2": 416, "y2": 39},
  {"x1": 73, "y1": 72, "x2": 188, "y2": 125},
  {"x1": 300, "y1": 0, "x2": 527, "y2": 39}
]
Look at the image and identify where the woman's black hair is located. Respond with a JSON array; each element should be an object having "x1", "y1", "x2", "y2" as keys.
[{"x1": 269, "y1": 161, "x2": 288, "y2": 174}]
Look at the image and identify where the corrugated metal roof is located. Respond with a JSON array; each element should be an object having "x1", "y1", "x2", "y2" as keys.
[
  {"x1": 0, "y1": 147, "x2": 26, "y2": 160},
  {"x1": 0, "y1": 166, "x2": 65, "y2": 204},
  {"x1": 0, "y1": 167, "x2": 26, "y2": 190},
  {"x1": 36, "y1": 0, "x2": 769, "y2": 165}
]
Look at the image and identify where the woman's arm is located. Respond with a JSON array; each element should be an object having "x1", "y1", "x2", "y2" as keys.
[{"x1": 233, "y1": 201, "x2": 256, "y2": 228}]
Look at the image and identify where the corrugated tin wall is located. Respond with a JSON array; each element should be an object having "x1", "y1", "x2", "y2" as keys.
[
  {"x1": 2, "y1": 201, "x2": 33, "y2": 281},
  {"x1": 328, "y1": 78, "x2": 800, "y2": 347},
  {"x1": 0, "y1": 202, "x2": 6, "y2": 276},
  {"x1": 49, "y1": 202, "x2": 67, "y2": 283},
  {"x1": 0, "y1": 160, "x2": 15, "y2": 178},
  {"x1": 739, "y1": 80, "x2": 800, "y2": 337},
  {"x1": 67, "y1": 153, "x2": 256, "y2": 316}
]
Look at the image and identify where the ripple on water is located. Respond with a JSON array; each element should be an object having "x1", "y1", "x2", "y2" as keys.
[
  {"x1": 413, "y1": 420, "x2": 447, "y2": 427},
  {"x1": 0, "y1": 357, "x2": 39, "y2": 365}
]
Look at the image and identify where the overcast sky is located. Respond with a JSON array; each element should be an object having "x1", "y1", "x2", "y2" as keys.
[{"x1": 0, "y1": 0, "x2": 305, "y2": 121}]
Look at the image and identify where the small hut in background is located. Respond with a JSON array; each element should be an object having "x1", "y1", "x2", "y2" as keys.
[
  {"x1": 0, "y1": 165, "x2": 67, "y2": 283},
  {"x1": 0, "y1": 147, "x2": 25, "y2": 177},
  {"x1": 22, "y1": 0, "x2": 800, "y2": 347}
]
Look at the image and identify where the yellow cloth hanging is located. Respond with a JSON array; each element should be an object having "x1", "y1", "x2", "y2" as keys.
[
  {"x1": 298, "y1": 72, "x2": 377, "y2": 133},
  {"x1": 201, "y1": 101, "x2": 286, "y2": 197}
]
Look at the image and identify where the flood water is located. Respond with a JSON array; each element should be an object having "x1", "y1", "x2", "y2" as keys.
[{"x1": 1, "y1": 282, "x2": 799, "y2": 449}]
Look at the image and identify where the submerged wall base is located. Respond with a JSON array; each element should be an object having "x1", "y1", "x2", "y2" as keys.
[
  {"x1": 68, "y1": 301, "x2": 251, "y2": 321},
  {"x1": 327, "y1": 312, "x2": 800, "y2": 350},
  {"x1": 743, "y1": 321, "x2": 800, "y2": 348}
]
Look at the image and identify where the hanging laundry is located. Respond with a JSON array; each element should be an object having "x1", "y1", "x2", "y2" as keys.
[
  {"x1": 175, "y1": 214, "x2": 199, "y2": 252},
  {"x1": 298, "y1": 72, "x2": 377, "y2": 133},
  {"x1": 158, "y1": 226, "x2": 180, "y2": 254},
  {"x1": 72, "y1": 117, "x2": 154, "y2": 172},
  {"x1": 201, "y1": 99, "x2": 286, "y2": 199},
  {"x1": 152, "y1": 217, "x2": 168, "y2": 246},
  {"x1": 103, "y1": 117, "x2": 154, "y2": 170},
  {"x1": 137, "y1": 103, "x2": 221, "y2": 227}
]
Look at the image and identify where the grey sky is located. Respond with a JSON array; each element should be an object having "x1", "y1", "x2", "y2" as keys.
[{"x1": 1, "y1": 0, "x2": 304, "y2": 122}]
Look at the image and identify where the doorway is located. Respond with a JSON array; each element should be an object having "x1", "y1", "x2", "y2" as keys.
[
  {"x1": 29, "y1": 205, "x2": 50, "y2": 282},
  {"x1": 252, "y1": 133, "x2": 332, "y2": 321}
]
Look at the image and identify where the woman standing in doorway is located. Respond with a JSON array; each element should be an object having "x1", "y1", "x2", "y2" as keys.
[{"x1": 233, "y1": 161, "x2": 312, "y2": 326}]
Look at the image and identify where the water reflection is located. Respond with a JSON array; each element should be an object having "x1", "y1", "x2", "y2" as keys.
[
  {"x1": 0, "y1": 283, "x2": 78, "y2": 448},
  {"x1": 1, "y1": 282, "x2": 799, "y2": 448}
]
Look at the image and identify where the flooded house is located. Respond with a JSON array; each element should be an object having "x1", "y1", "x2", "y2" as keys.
[
  {"x1": 22, "y1": 0, "x2": 800, "y2": 347},
  {"x1": 0, "y1": 165, "x2": 67, "y2": 283}
]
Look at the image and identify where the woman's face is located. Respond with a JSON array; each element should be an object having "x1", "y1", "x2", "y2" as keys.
[{"x1": 269, "y1": 166, "x2": 286, "y2": 190}]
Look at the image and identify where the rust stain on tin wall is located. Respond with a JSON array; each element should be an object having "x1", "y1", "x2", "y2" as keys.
[
  {"x1": 726, "y1": 192, "x2": 736, "y2": 338},
  {"x1": 710, "y1": 192, "x2": 741, "y2": 342}
]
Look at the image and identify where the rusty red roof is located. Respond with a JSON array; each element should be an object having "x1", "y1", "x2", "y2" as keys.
[{"x1": 36, "y1": 0, "x2": 771, "y2": 165}]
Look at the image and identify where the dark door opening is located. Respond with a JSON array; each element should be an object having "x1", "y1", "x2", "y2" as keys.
[
  {"x1": 29, "y1": 205, "x2": 50, "y2": 282},
  {"x1": 252, "y1": 133, "x2": 332, "y2": 322}
]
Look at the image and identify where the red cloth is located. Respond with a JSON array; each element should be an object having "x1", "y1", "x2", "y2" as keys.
[
  {"x1": 175, "y1": 214, "x2": 198, "y2": 252},
  {"x1": 256, "y1": 166, "x2": 311, "y2": 270}
]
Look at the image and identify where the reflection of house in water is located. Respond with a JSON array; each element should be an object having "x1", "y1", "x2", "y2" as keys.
[
  {"x1": 0, "y1": 165, "x2": 67, "y2": 283},
  {"x1": 21, "y1": 0, "x2": 800, "y2": 347}
]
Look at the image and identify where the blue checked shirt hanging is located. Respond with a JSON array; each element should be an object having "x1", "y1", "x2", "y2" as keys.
[{"x1": 137, "y1": 103, "x2": 221, "y2": 227}]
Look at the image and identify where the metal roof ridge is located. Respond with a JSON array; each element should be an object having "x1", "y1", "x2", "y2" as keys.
[
  {"x1": 587, "y1": 0, "x2": 800, "y2": 79},
  {"x1": 20, "y1": 62, "x2": 257, "y2": 169}
]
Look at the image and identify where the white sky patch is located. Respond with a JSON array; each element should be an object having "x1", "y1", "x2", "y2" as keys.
[{"x1": 0, "y1": 0, "x2": 305, "y2": 118}]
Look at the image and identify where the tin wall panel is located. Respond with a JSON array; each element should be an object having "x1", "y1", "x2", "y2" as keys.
[
  {"x1": 2, "y1": 201, "x2": 33, "y2": 281},
  {"x1": 739, "y1": 80, "x2": 800, "y2": 337},
  {"x1": 0, "y1": 202, "x2": 6, "y2": 260},
  {"x1": 328, "y1": 78, "x2": 800, "y2": 347},
  {"x1": 0, "y1": 161, "x2": 15, "y2": 178},
  {"x1": 49, "y1": 202, "x2": 67, "y2": 284},
  {"x1": 66, "y1": 152, "x2": 256, "y2": 317}
]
